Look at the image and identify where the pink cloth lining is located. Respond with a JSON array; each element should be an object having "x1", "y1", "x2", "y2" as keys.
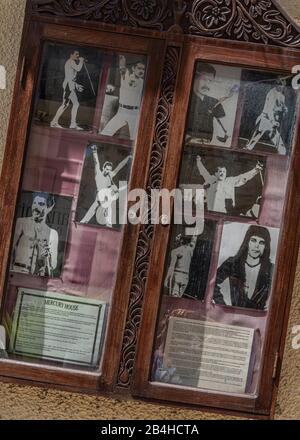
[
  {"x1": 259, "y1": 155, "x2": 289, "y2": 228},
  {"x1": 9, "y1": 124, "x2": 122, "y2": 305},
  {"x1": 154, "y1": 152, "x2": 290, "y2": 395}
]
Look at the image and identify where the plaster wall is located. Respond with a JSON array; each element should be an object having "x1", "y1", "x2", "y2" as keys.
[{"x1": 0, "y1": 0, "x2": 299, "y2": 419}]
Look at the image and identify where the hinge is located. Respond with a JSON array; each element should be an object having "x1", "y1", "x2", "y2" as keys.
[
  {"x1": 272, "y1": 352, "x2": 280, "y2": 379},
  {"x1": 19, "y1": 56, "x2": 26, "y2": 89}
]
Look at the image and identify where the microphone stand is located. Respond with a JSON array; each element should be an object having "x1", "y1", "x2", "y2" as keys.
[{"x1": 83, "y1": 62, "x2": 96, "y2": 96}]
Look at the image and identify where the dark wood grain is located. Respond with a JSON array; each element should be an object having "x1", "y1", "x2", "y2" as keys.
[
  {"x1": 117, "y1": 44, "x2": 181, "y2": 388},
  {"x1": 30, "y1": 0, "x2": 300, "y2": 47}
]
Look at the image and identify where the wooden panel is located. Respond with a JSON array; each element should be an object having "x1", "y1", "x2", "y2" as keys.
[
  {"x1": 29, "y1": 0, "x2": 300, "y2": 48},
  {"x1": 132, "y1": 40, "x2": 300, "y2": 418},
  {"x1": 0, "y1": 21, "x2": 165, "y2": 392}
]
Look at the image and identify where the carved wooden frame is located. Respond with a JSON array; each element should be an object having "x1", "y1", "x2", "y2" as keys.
[
  {"x1": 117, "y1": 45, "x2": 181, "y2": 388},
  {"x1": 30, "y1": 0, "x2": 300, "y2": 47},
  {"x1": 0, "y1": 0, "x2": 299, "y2": 418}
]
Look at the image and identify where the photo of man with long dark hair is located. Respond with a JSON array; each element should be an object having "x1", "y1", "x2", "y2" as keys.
[{"x1": 213, "y1": 224, "x2": 279, "y2": 310}]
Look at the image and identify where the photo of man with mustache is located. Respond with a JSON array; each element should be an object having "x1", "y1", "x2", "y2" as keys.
[
  {"x1": 50, "y1": 49, "x2": 85, "y2": 130},
  {"x1": 11, "y1": 193, "x2": 58, "y2": 277},
  {"x1": 186, "y1": 63, "x2": 227, "y2": 144},
  {"x1": 245, "y1": 78, "x2": 288, "y2": 155},
  {"x1": 100, "y1": 54, "x2": 146, "y2": 141},
  {"x1": 196, "y1": 155, "x2": 264, "y2": 215},
  {"x1": 78, "y1": 144, "x2": 131, "y2": 228}
]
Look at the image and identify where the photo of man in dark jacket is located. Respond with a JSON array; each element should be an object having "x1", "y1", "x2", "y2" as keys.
[
  {"x1": 213, "y1": 225, "x2": 274, "y2": 310},
  {"x1": 186, "y1": 63, "x2": 226, "y2": 144}
]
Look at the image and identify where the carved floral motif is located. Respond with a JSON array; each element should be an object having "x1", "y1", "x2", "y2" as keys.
[
  {"x1": 31, "y1": 0, "x2": 300, "y2": 47},
  {"x1": 202, "y1": 1, "x2": 232, "y2": 28},
  {"x1": 31, "y1": 0, "x2": 173, "y2": 30},
  {"x1": 246, "y1": 0, "x2": 271, "y2": 18},
  {"x1": 129, "y1": 0, "x2": 157, "y2": 21},
  {"x1": 185, "y1": 0, "x2": 300, "y2": 46},
  {"x1": 117, "y1": 46, "x2": 180, "y2": 387}
]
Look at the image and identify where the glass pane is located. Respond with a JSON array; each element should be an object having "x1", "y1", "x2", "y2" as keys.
[
  {"x1": 0, "y1": 41, "x2": 148, "y2": 371},
  {"x1": 151, "y1": 61, "x2": 299, "y2": 395}
]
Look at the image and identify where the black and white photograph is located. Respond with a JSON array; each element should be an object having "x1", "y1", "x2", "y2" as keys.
[
  {"x1": 75, "y1": 142, "x2": 132, "y2": 229},
  {"x1": 99, "y1": 52, "x2": 147, "y2": 141},
  {"x1": 213, "y1": 222, "x2": 280, "y2": 310},
  {"x1": 10, "y1": 191, "x2": 72, "y2": 278},
  {"x1": 34, "y1": 42, "x2": 103, "y2": 131},
  {"x1": 185, "y1": 62, "x2": 241, "y2": 148},
  {"x1": 163, "y1": 220, "x2": 216, "y2": 301},
  {"x1": 238, "y1": 69, "x2": 298, "y2": 155},
  {"x1": 179, "y1": 147, "x2": 266, "y2": 218}
]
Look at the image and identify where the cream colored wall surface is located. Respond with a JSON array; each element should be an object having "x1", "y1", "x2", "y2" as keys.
[{"x1": 0, "y1": 0, "x2": 300, "y2": 420}]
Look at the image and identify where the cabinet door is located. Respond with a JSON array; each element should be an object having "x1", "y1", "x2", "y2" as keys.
[
  {"x1": 132, "y1": 40, "x2": 300, "y2": 416},
  {"x1": 0, "y1": 22, "x2": 164, "y2": 391}
]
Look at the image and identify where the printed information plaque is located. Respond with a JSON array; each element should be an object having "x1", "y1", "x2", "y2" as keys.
[
  {"x1": 10, "y1": 288, "x2": 106, "y2": 366},
  {"x1": 163, "y1": 317, "x2": 254, "y2": 394}
]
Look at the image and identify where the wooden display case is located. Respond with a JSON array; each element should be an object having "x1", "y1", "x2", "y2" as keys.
[{"x1": 0, "y1": 0, "x2": 300, "y2": 419}]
